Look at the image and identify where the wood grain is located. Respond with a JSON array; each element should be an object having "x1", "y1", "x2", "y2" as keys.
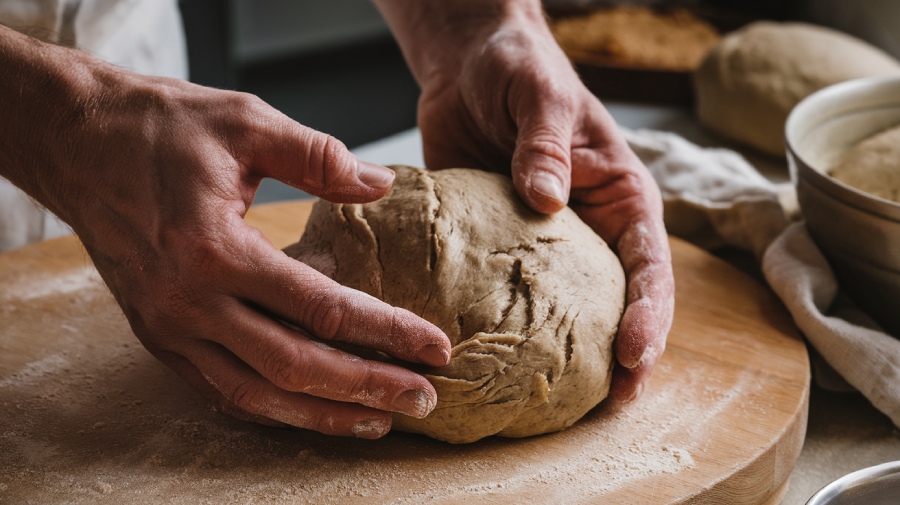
[{"x1": 0, "y1": 201, "x2": 809, "y2": 504}]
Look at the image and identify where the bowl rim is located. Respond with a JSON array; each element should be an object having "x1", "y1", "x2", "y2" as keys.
[
  {"x1": 806, "y1": 460, "x2": 900, "y2": 504},
  {"x1": 786, "y1": 75, "x2": 900, "y2": 221}
]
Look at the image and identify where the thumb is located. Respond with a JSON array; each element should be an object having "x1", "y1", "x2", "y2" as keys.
[
  {"x1": 510, "y1": 110, "x2": 573, "y2": 214},
  {"x1": 247, "y1": 113, "x2": 395, "y2": 203}
]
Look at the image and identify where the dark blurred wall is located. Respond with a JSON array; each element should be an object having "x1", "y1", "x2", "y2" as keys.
[{"x1": 178, "y1": 0, "x2": 418, "y2": 150}]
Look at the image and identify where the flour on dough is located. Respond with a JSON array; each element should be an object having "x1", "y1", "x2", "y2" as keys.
[
  {"x1": 830, "y1": 125, "x2": 900, "y2": 203},
  {"x1": 284, "y1": 166, "x2": 625, "y2": 443}
]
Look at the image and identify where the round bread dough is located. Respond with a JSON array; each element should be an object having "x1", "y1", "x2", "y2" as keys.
[
  {"x1": 285, "y1": 166, "x2": 626, "y2": 443},
  {"x1": 694, "y1": 22, "x2": 900, "y2": 157},
  {"x1": 829, "y1": 124, "x2": 900, "y2": 203}
]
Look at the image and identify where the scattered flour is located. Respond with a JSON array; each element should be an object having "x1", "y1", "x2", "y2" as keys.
[
  {"x1": 0, "y1": 353, "x2": 71, "y2": 388},
  {"x1": 0, "y1": 244, "x2": 799, "y2": 504},
  {"x1": 1, "y1": 265, "x2": 103, "y2": 303}
]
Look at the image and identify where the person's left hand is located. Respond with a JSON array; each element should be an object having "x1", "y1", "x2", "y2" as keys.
[{"x1": 410, "y1": 9, "x2": 675, "y2": 403}]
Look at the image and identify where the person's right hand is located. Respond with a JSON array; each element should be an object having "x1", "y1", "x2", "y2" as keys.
[
  {"x1": 373, "y1": 0, "x2": 674, "y2": 404},
  {"x1": 0, "y1": 25, "x2": 451, "y2": 439}
]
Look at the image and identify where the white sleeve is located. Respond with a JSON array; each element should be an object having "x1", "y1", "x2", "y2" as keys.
[{"x1": 74, "y1": 0, "x2": 188, "y2": 79}]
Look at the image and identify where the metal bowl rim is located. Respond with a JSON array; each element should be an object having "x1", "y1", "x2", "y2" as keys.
[{"x1": 806, "y1": 460, "x2": 900, "y2": 504}]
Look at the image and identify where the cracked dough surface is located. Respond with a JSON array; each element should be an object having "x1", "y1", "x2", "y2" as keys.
[{"x1": 285, "y1": 166, "x2": 625, "y2": 443}]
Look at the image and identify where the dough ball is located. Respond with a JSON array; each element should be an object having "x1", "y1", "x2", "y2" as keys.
[
  {"x1": 285, "y1": 166, "x2": 625, "y2": 444},
  {"x1": 694, "y1": 22, "x2": 900, "y2": 156},
  {"x1": 830, "y1": 125, "x2": 900, "y2": 203}
]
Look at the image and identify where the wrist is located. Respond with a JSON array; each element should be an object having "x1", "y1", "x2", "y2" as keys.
[
  {"x1": 0, "y1": 25, "x2": 118, "y2": 224},
  {"x1": 374, "y1": 0, "x2": 547, "y2": 85}
]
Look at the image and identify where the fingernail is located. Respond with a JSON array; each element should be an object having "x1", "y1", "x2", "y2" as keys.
[
  {"x1": 392, "y1": 389, "x2": 435, "y2": 419},
  {"x1": 357, "y1": 161, "x2": 395, "y2": 189},
  {"x1": 351, "y1": 417, "x2": 391, "y2": 439},
  {"x1": 531, "y1": 171, "x2": 567, "y2": 206},
  {"x1": 417, "y1": 343, "x2": 450, "y2": 366}
]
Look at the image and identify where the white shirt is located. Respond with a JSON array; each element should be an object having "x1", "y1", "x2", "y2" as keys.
[{"x1": 0, "y1": 0, "x2": 188, "y2": 251}]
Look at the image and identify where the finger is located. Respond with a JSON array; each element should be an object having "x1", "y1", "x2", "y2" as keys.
[
  {"x1": 609, "y1": 263, "x2": 674, "y2": 404},
  {"x1": 212, "y1": 299, "x2": 439, "y2": 419},
  {"x1": 179, "y1": 341, "x2": 394, "y2": 439},
  {"x1": 609, "y1": 361, "x2": 652, "y2": 404},
  {"x1": 569, "y1": 165, "x2": 673, "y2": 368},
  {"x1": 613, "y1": 221, "x2": 674, "y2": 369},
  {"x1": 571, "y1": 180, "x2": 673, "y2": 401},
  {"x1": 615, "y1": 264, "x2": 674, "y2": 369},
  {"x1": 568, "y1": 98, "x2": 641, "y2": 197},
  {"x1": 510, "y1": 94, "x2": 574, "y2": 214},
  {"x1": 237, "y1": 96, "x2": 395, "y2": 203},
  {"x1": 151, "y1": 349, "x2": 287, "y2": 428},
  {"x1": 238, "y1": 246, "x2": 451, "y2": 367}
]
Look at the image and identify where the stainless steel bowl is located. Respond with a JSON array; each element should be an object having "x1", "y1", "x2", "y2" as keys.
[
  {"x1": 806, "y1": 461, "x2": 900, "y2": 504},
  {"x1": 786, "y1": 76, "x2": 900, "y2": 336}
]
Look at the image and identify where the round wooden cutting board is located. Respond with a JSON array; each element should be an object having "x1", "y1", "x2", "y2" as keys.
[{"x1": 0, "y1": 201, "x2": 809, "y2": 504}]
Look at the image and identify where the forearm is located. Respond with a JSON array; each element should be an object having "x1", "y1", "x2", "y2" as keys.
[
  {"x1": 0, "y1": 24, "x2": 109, "y2": 220},
  {"x1": 372, "y1": 0, "x2": 548, "y2": 85}
]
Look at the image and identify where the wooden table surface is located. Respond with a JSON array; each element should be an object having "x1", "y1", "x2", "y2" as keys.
[{"x1": 0, "y1": 201, "x2": 809, "y2": 504}]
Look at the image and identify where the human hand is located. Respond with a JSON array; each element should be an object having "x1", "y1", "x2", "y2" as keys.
[
  {"x1": 1, "y1": 28, "x2": 451, "y2": 438},
  {"x1": 376, "y1": 0, "x2": 674, "y2": 403}
]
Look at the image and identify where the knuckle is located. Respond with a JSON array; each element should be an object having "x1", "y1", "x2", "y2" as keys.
[
  {"x1": 523, "y1": 131, "x2": 571, "y2": 168},
  {"x1": 627, "y1": 170, "x2": 659, "y2": 200},
  {"x1": 387, "y1": 306, "x2": 402, "y2": 340},
  {"x1": 266, "y1": 345, "x2": 313, "y2": 391},
  {"x1": 312, "y1": 409, "x2": 338, "y2": 435},
  {"x1": 619, "y1": 169, "x2": 643, "y2": 189},
  {"x1": 303, "y1": 133, "x2": 352, "y2": 190},
  {"x1": 343, "y1": 363, "x2": 378, "y2": 398},
  {"x1": 223, "y1": 91, "x2": 274, "y2": 141},
  {"x1": 171, "y1": 229, "x2": 237, "y2": 280},
  {"x1": 321, "y1": 134, "x2": 352, "y2": 178},
  {"x1": 302, "y1": 289, "x2": 347, "y2": 341},
  {"x1": 228, "y1": 378, "x2": 262, "y2": 411},
  {"x1": 536, "y1": 78, "x2": 574, "y2": 108},
  {"x1": 180, "y1": 234, "x2": 220, "y2": 274},
  {"x1": 229, "y1": 91, "x2": 267, "y2": 115},
  {"x1": 384, "y1": 306, "x2": 419, "y2": 350}
]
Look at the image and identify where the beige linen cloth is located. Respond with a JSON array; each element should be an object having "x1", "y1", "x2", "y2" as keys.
[{"x1": 623, "y1": 128, "x2": 900, "y2": 427}]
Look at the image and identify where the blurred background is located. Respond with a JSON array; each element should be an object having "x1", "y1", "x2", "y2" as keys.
[{"x1": 177, "y1": 0, "x2": 900, "y2": 202}]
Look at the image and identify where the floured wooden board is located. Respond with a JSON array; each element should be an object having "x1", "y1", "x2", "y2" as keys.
[{"x1": 0, "y1": 201, "x2": 809, "y2": 504}]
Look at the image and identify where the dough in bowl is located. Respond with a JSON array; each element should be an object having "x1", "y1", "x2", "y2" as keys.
[
  {"x1": 285, "y1": 166, "x2": 626, "y2": 443},
  {"x1": 694, "y1": 22, "x2": 900, "y2": 157},
  {"x1": 829, "y1": 124, "x2": 900, "y2": 204}
]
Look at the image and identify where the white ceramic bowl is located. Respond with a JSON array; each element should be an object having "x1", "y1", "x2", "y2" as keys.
[
  {"x1": 786, "y1": 76, "x2": 900, "y2": 336},
  {"x1": 806, "y1": 461, "x2": 900, "y2": 504}
]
